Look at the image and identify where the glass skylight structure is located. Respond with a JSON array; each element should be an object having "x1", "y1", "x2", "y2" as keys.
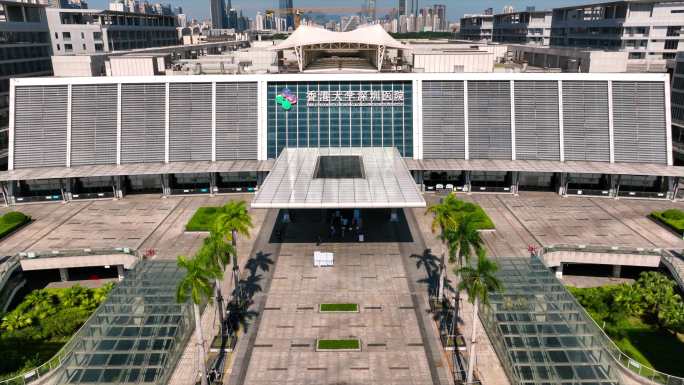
[
  {"x1": 54, "y1": 261, "x2": 194, "y2": 385},
  {"x1": 480, "y1": 257, "x2": 622, "y2": 385},
  {"x1": 252, "y1": 147, "x2": 425, "y2": 209}
]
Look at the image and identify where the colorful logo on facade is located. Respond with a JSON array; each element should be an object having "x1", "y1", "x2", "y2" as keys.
[{"x1": 275, "y1": 88, "x2": 298, "y2": 111}]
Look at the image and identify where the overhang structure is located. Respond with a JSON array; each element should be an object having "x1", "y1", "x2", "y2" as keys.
[
  {"x1": 272, "y1": 25, "x2": 406, "y2": 72},
  {"x1": 251, "y1": 147, "x2": 425, "y2": 209}
]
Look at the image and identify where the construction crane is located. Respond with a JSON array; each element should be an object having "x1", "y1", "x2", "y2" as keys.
[{"x1": 267, "y1": 7, "x2": 396, "y2": 15}]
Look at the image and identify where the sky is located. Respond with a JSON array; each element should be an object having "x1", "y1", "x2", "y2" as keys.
[{"x1": 87, "y1": 0, "x2": 582, "y2": 22}]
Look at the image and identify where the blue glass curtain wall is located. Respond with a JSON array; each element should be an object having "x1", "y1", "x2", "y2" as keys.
[{"x1": 266, "y1": 81, "x2": 413, "y2": 159}]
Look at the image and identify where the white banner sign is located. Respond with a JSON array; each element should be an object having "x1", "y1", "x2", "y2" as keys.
[{"x1": 307, "y1": 90, "x2": 405, "y2": 107}]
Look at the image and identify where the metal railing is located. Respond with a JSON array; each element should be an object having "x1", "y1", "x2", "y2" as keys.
[
  {"x1": 540, "y1": 244, "x2": 684, "y2": 385},
  {"x1": 0, "y1": 255, "x2": 21, "y2": 294}
]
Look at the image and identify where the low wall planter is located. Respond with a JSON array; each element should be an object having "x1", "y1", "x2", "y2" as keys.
[
  {"x1": 319, "y1": 303, "x2": 359, "y2": 313},
  {"x1": 316, "y1": 338, "x2": 362, "y2": 352}
]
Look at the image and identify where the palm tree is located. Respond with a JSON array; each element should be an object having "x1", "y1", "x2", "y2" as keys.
[
  {"x1": 176, "y1": 254, "x2": 220, "y2": 385},
  {"x1": 445, "y1": 213, "x2": 483, "y2": 267},
  {"x1": 426, "y1": 194, "x2": 459, "y2": 302},
  {"x1": 201, "y1": 231, "x2": 236, "y2": 336},
  {"x1": 457, "y1": 249, "x2": 503, "y2": 384},
  {"x1": 214, "y1": 201, "x2": 253, "y2": 303}
]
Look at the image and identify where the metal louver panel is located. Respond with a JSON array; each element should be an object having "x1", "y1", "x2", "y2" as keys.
[
  {"x1": 422, "y1": 81, "x2": 465, "y2": 159},
  {"x1": 468, "y1": 81, "x2": 511, "y2": 160},
  {"x1": 71, "y1": 84, "x2": 117, "y2": 166},
  {"x1": 514, "y1": 81, "x2": 560, "y2": 161},
  {"x1": 612, "y1": 82, "x2": 667, "y2": 164},
  {"x1": 14, "y1": 85, "x2": 68, "y2": 169},
  {"x1": 562, "y1": 81, "x2": 610, "y2": 162},
  {"x1": 216, "y1": 82, "x2": 258, "y2": 160},
  {"x1": 169, "y1": 83, "x2": 212, "y2": 162},
  {"x1": 121, "y1": 83, "x2": 165, "y2": 164}
]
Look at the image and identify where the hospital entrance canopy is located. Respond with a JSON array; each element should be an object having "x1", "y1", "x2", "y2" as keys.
[{"x1": 251, "y1": 147, "x2": 425, "y2": 209}]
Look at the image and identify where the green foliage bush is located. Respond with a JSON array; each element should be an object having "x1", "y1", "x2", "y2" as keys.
[
  {"x1": 662, "y1": 209, "x2": 684, "y2": 221},
  {"x1": 0, "y1": 211, "x2": 30, "y2": 239},
  {"x1": 570, "y1": 272, "x2": 684, "y2": 373},
  {"x1": 651, "y1": 209, "x2": 684, "y2": 235},
  {"x1": 186, "y1": 207, "x2": 222, "y2": 232},
  {"x1": 2, "y1": 212, "x2": 28, "y2": 223},
  {"x1": 460, "y1": 202, "x2": 495, "y2": 230},
  {"x1": 0, "y1": 283, "x2": 113, "y2": 379},
  {"x1": 571, "y1": 272, "x2": 684, "y2": 334}
]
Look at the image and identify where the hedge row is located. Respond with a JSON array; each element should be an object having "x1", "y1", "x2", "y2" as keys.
[
  {"x1": 650, "y1": 209, "x2": 684, "y2": 235},
  {"x1": 0, "y1": 211, "x2": 30, "y2": 240}
]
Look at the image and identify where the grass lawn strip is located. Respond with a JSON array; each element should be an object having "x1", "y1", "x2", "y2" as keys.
[
  {"x1": 186, "y1": 207, "x2": 222, "y2": 232},
  {"x1": 0, "y1": 211, "x2": 30, "y2": 239},
  {"x1": 319, "y1": 303, "x2": 358, "y2": 312},
  {"x1": 317, "y1": 339, "x2": 360, "y2": 351},
  {"x1": 650, "y1": 209, "x2": 684, "y2": 236}
]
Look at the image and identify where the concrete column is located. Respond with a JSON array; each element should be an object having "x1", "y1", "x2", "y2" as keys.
[
  {"x1": 161, "y1": 174, "x2": 171, "y2": 197},
  {"x1": 114, "y1": 176, "x2": 123, "y2": 199},
  {"x1": 555, "y1": 263, "x2": 563, "y2": 279},
  {"x1": 63, "y1": 178, "x2": 73, "y2": 202},
  {"x1": 612, "y1": 265, "x2": 622, "y2": 278},
  {"x1": 611, "y1": 174, "x2": 620, "y2": 198},
  {"x1": 412, "y1": 171, "x2": 424, "y2": 191},
  {"x1": 257, "y1": 171, "x2": 267, "y2": 188},
  {"x1": 558, "y1": 173, "x2": 567, "y2": 196},
  {"x1": 59, "y1": 268, "x2": 69, "y2": 282},
  {"x1": 117, "y1": 265, "x2": 125, "y2": 281},
  {"x1": 464, "y1": 171, "x2": 472, "y2": 193},
  {"x1": 512, "y1": 171, "x2": 520, "y2": 195},
  {"x1": 1, "y1": 182, "x2": 10, "y2": 207},
  {"x1": 668, "y1": 176, "x2": 678, "y2": 201},
  {"x1": 6, "y1": 181, "x2": 14, "y2": 206},
  {"x1": 210, "y1": 173, "x2": 217, "y2": 196}
]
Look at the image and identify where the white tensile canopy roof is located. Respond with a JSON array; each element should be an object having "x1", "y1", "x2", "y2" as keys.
[
  {"x1": 272, "y1": 25, "x2": 406, "y2": 71},
  {"x1": 251, "y1": 147, "x2": 425, "y2": 209},
  {"x1": 273, "y1": 24, "x2": 406, "y2": 50}
]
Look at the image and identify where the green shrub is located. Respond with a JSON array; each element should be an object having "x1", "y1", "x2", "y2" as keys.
[
  {"x1": 186, "y1": 207, "x2": 222, "y2": 232},
  {"x1": 661, "y1": 209, "x2": 684, "y2": 221},
  {"x1": 651, "y1": 209, "x2": 684, "y2": 235},
  {"x1": 1, "y1": 212, "x2": 28, "y2": 224},
  {"x1": 453, "y1": 201, "x2": 495, "y2": 230},
  {"x1": 0, "y1": 211, "x2": 30, "y2": 239}
]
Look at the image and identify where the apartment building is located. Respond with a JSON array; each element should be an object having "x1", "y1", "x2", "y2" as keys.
[
  {"x1": 551, "y1": 1, "x2": 684, "y2": 70},
  {"x1": 459, "y1": 14, "x2": 493, "y2": 41},
  {"x1": 671, "y1": 52, "x2": 684, "y2": 164},
  {"x1": 46, "y1": 7, "x2": 178, "y2": 55},
  {"x1": 493, "y1": 10, "x2": 552, "y2": 45},
  {"x1": 0, "y1": 0, "x2": 52, "y2": 170}
]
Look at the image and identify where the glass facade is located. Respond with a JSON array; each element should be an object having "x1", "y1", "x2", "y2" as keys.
[
  {"x1": 480, "y1": 257, "x2": 621, "y2": 385},
  {"x1": 266, "y1": 81, "x2": 413, "y2": 159},
  {"x1": 54, "y1": 261, "x2": 194, "y2": 385}
]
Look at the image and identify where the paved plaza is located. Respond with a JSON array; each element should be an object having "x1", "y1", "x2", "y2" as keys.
[
  {"x1": 443, "y1": 192, "x2": 684, "y2": 258},
  {"x1": 0, "y1": 194, "x2": 265, "y2": 259},
  {"x1": 243, "y1": 243, "x2": 434, "y2": 385}
]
